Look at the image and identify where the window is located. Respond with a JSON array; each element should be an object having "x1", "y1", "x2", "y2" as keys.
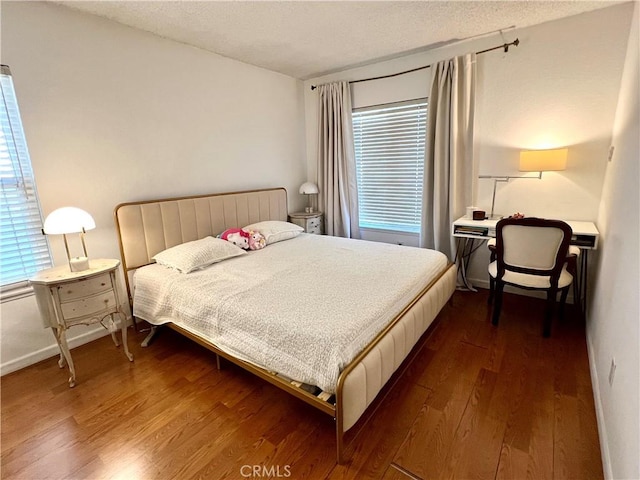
[
  {"x1": 353, "y1": 99, "x2": 427, "y2": 234},
  {"x1": 1, "y1": 65, "x2": 51, "y2": 300}
]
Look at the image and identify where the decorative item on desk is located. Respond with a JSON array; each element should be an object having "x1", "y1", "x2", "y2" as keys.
[
  {"x1": 42, "y1": 207, "x2": 96, "y2": 272},
  {"x1": 472, "y1": 210, "x2": 487, "y2": 220},
  {"x1": 299, "y1": 181, "x2": 319, "y2": 213},
  {"x1": 510, "y1": 212, "x2": 525, "y2": 219},
  {"x1": 478, "y1": 147, "x2": 568, "y2": 220}
]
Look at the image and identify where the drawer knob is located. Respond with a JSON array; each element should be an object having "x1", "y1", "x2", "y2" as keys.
[
  {"x1": 104, "y1": 299, "x2": 110, "y2": 304},
  {"x1": 100, "y1": 283, "x2": 106, "y2": 287}
]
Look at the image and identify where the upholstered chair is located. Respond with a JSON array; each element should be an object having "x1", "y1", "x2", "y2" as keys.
[
  {"x1": 488, "y1": 218, "x2": 573, "y2": 337},
  {"x1": 487, "y1": 237, "x2": 580, "y2": 305}
]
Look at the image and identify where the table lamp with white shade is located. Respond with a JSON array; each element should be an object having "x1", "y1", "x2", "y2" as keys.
[
  {"x1": 299, "y1": 181, "x2": 319, "y2": 213},
  {"x1": 43, "y1": 207, "x2": 96, "y2": 272},
  {"x1": 479, "y1": 147, "x2": 568, "y2": 219}
]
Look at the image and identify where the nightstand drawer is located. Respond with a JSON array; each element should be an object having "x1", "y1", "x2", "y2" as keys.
[
  {"x1": 288, "y1": 212, "x2": 323, "y2": 235},
  {"x1": 306, "y1": 223, "x2": 321, "y2": 234},
  {"x1": 308, "y1": 218, "x2": 321, "y2": 229},
  {"x1": 61, "y1": 290, "x2": 116, "y2": 320},
  {"x1": 57, "y1": 273, "x2": 112, "y2": 301}
]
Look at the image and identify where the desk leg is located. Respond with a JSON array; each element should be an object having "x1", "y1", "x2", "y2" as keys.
[
  {"x1": 573, "y1": 250, "x2": 589, "y2": 317},
  {"x1": 53, "y1": 327, "x2": 76, "y2": 388},
  {"x1": 581, "y1": 251, "x2": 589, "y2": 315}
]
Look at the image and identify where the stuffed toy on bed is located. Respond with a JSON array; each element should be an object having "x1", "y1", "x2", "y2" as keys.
[
  {"x1": 247, "y1": 230, "x2": 266, "y2": 250},
  {"x1": 220, "y1": 228, "x2": 250, "y2": 249}
]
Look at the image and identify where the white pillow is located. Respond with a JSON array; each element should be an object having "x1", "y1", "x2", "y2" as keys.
[
  {"x1": 152, "y1": 236, "x2": 246, "y2": 273},
  {"x1": 243, "y1": 220, "x2": 304, "y2": 245}
]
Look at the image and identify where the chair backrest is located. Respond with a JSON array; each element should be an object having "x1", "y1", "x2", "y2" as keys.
[{"x1": 494, "y1": 217, "x2": 572, "y2": 286}]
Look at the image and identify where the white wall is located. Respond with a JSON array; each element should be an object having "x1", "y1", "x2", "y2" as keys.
[
  {"x1": 0, "y1": 1, "x2": 306, "y2": 374},
  {"x1": 304, "y1": 4, "x2": 633, "y2": 260},
  {"x1": 588, "y1": 4, "x2": 639, "y2": 479}
]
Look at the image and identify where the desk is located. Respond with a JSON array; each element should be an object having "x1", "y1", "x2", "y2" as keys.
[{"x1": 452, "y1": 217, "x2": 599, "y2": 312}]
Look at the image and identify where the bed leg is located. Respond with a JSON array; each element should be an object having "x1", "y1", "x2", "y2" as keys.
[
  {"x1": 216, "y1": 354, "x2": 222, "y2": 370},
  {"x1": 335, "y1": 400, "x2": 348, "y2": 465},
  {"x1": 336, "y1": 422, "x2": 346, "y2": 464},
  {"x1": 141, "y1": 326, "x2": 158, "y2": 348}
]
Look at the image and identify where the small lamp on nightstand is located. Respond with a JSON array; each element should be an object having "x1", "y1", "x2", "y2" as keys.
[
  {"x1": 43, "y1": 207, "x2": 96, "y2": 272},
  {"x1": 299, "y1": 182, "x2": 319, "y2": 213}
]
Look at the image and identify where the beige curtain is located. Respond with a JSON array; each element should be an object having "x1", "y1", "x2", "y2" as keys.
[
  {"x1": 316, "y1": 82, "x2": 360, "y2": 238},
  {"x1": 420, "y1": 53, "x2": 476, "y2": 260}
]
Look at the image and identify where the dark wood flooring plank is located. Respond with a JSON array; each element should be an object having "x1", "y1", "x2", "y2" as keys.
[
  {"x1": 393, "y1": 341, "x2": 490, "y2": 480},
  {"x1": 495, "y1": 443, "x2": 530, "y2": 480},
  {"x1": 495, "y1": 356, "x2": 555, "y2": 479},
  {"x1": 555, "y1": 393, "x2": 582, "y2": 480},
  {"x1": 439, "y1": 368, "x2": 507, "y2": 480},
  {"x1": 1, "y1": 416, "x2": 80, "y2": 478},
  {"x1": 380, "y1": 464, "x2": 419, "y2": 480},
  {"x1": 136, "y1": 404, "x2": 241, "y2": 479},
  {"x1": 0, "y1": 291, "x2": 603, "y2": 480},
  {"x1": 326, "y1": 380, "x2": 432, "y2": 480}
]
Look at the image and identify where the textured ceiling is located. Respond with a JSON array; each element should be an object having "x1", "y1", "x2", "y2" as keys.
[{"x1": 55, "y1": 1, "x2": 623, "y2": 79}]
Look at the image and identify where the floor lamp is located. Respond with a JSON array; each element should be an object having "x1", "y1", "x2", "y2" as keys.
[{"x1": 479, "y1": 148, "x2": 567, "y2": 219}]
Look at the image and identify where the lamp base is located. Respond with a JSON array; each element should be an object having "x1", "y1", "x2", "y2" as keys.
[{"x1": 69, "y1": 257, "x2": 90, "y2": 272}]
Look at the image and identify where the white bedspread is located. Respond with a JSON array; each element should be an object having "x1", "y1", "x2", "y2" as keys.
[{"x1": 133, "y1": 234, "x2": 447, "y2": 393}]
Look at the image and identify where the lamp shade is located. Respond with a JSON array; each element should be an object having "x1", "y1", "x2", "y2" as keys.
[
  {"x1": 519, "y1": 148, "x2": 568, "y2": 172},
  {"x1": 299, "y1": 182, "x2": 319, "y2": 195},
  {"x1": 43, "y1": 207, "x2": 96, "y2": 235}
]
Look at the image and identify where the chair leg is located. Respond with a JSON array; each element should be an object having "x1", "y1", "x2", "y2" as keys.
[
  {"x1": 488, "y1": 252, "x2": 496, "y2": 305},
  {"x1": 559, "y1": 286, "x2": 570, "y2": 320},
  {"x1": 543, "y1": 288, "x2": 557, "y2": 337},
  {"x1": 492, "y1": 281, "x2": 504, "y2": 326},
  {"x1": 488, "y1": 276, "x2": 495, "y2": 305}
]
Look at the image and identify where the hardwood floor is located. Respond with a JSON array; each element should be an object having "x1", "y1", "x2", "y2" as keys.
[{"x1": 1, "y1": 290, "x2": 603, "y2": 479}]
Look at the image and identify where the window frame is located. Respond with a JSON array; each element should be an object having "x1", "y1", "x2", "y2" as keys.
[
  {"x1": 1, "y1": 64, "x2": 51, "y2": 302},
  {"x1": 352, "y1": 98, "x2": 428, "y2": 235}
]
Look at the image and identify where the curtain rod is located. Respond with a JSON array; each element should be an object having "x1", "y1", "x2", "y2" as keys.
[{"x1": 310, "y1": 38, "x2": 519, "y2": 91}]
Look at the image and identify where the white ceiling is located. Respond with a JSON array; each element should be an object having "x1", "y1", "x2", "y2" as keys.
[{"x1": 55, "y1": 1, "x2": 623, "y2": 80}]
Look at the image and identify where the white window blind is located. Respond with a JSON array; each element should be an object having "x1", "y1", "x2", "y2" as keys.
[
  {"x1": 353, "y1": 99, "x2": 427, "y2": 234},
  {"x1": 1, "y1": 65, "x2": 51, "y2": 298}
]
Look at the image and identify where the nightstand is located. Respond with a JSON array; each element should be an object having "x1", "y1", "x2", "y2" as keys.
[
  {"x1": 30, "y1": 258, "x2": 133, "y2": 387},
  {"x1": 288, "y1": 211, "x2": 323, "y2": 234}
]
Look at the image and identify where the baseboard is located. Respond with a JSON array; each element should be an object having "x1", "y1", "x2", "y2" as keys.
[
  {"x1": 586, "y1": 328, "x2": 613, "y2": 479},
  {"x1": 0, "y1": 314, "x2": 132, "y2": 377}
]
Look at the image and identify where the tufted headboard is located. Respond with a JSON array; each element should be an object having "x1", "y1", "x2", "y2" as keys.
[{"x1": 114, "y1": 187, "x2": 288, "y2": 301}]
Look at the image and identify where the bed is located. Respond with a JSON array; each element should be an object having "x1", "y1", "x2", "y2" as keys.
[{"x1": 114, "y1": 187, "x2": 456, "y2": 463}]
